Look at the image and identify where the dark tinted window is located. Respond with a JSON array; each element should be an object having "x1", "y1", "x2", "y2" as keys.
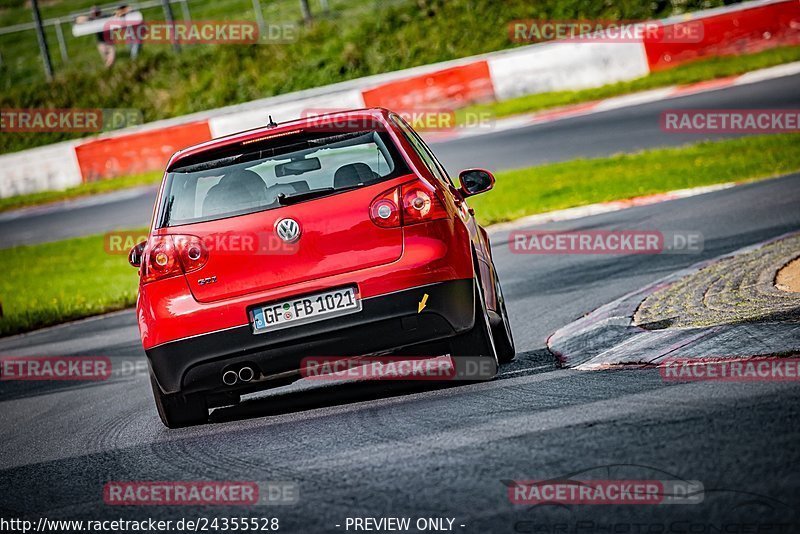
[
  {"x1": 390, "y1": 114, "x2": 454, "y2": 187},
  {"x1": 157, "y1": 130, "x2": 410, "y2": 227}
]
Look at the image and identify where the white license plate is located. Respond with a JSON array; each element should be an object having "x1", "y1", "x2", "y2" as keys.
[{"x1": 250, "y1": 286, "x2": 360, "y2": 334}]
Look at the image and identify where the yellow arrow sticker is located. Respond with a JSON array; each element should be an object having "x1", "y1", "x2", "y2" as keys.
[{"x1": 418, "y1": 293, "x2": 429, "y2": 313}]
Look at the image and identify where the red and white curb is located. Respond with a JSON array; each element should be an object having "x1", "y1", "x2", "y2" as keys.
[{"x1": 546, "y1": 229, "x2": 800, "y2": 370}]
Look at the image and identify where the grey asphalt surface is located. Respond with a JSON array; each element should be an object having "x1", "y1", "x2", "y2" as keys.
[
  {"x1": 1, "y1": 72, "x2": 798, "y2": 249},
  {"x1": 2, "y1": 171, "x2": 799, "y2": 531}
]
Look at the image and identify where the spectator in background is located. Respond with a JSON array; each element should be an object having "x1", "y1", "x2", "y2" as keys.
[
  {"x1": 114, "y1": 4, "x2": 143, "y2": 59},
  {"x1": 77, "y1": 6, "x2": 116, "y2": 68}
]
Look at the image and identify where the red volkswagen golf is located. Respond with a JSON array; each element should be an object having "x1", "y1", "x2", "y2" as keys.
[{"x1": 130, "y1": 108, "x2": 515, "y2": 427}]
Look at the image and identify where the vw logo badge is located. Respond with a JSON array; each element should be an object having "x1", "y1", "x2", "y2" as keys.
[{"x1": 275, "y1": 218, "x2": 301, "y2": 243}]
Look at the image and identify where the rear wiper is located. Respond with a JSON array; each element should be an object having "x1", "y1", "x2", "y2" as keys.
[{"x1": 277, "y1": 185, "x2": 360, "y2": 205}]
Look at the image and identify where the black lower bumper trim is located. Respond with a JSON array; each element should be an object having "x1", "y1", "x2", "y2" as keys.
[{"x1": 147, "y1": 279, "x2": 475, "y2": 394}]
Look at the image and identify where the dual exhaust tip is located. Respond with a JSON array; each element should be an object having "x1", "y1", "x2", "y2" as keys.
[{"x1": 222, "y1": 366, "x2": 256, "y2": 386}]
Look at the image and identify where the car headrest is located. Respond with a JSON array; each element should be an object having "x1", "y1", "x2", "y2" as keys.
[
  {"x1": 333, "y1": 163, "x2": 378, "y2": 189},
  {"x1": 203, "y1": 169, "x2": 267, "y2": 216},
  {"x1": 221, "y1": 169, "x2": 268, "y2": 203}
]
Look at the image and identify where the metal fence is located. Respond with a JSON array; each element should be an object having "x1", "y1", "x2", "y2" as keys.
[{"x1": 0, "y1": 0, "x2": 340, "y2": 83}]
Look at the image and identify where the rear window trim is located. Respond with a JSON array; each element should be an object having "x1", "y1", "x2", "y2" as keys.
[
  {"x1": 169, "y1": 131, "x2": 376, "y2": 175},
  {"x1": 155, "y1": 130, "x2": 409, "y2": 229}
]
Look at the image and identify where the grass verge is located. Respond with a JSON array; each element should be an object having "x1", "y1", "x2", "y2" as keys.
[
  {"x1": 4, "y1": 47, "x2": 799, "y2": 214},
  {"x1": 2, "y1": 0, "x2": 683, "y2": 154},
  {"x1": 0, "y1": 171, "x2": 162, "y2": 213},
  {"x1": 459, "y1": 45, "x2": 800, "y2": 121},
  {"x1": 1, "y1": 134, "x2": 798, "y2": 337},
  {"x1": 0, "y1": 230, "x2": 146, "y2": 337},
  {"x1": 470, "y1": 134, "x2": 800, "y2": 225}
]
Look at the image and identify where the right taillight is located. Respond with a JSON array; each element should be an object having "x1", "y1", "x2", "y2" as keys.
[
  {"x1": 370, "y1": 181, "x2": 448, "y2": 228},
  {"x1": 141, "y1": 234, "x2": 208, "y2": 284}
]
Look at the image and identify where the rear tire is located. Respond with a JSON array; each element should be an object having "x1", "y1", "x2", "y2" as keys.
[
  {"x1": 450, "y1": 275, "x2": 499, "y2": 377},
  {"x1": 491, "y1": 273, "x2": 516, "y2": 363},
  {"x1": 150, "y1": 372, "x2": 208, "y2": 428}
]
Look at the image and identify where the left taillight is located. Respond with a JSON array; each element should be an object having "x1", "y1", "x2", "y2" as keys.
[
  {"x1": 369, "y1": 186, "x2": 401, "y2": 228},
  {"x1": 140, "y1": 234, "x2": 208, "y2": 284}
]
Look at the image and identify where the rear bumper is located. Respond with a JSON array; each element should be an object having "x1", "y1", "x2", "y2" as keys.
[
  {"x1": 147, "y1": 279, "x2": 475, "y2": 395},
  {"x1": 138, "y1": 218, "x2": 474, "y2": 349}
]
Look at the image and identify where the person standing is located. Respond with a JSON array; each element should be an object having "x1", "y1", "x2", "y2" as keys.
[
  {"x1": 76, "y1": 6, "x2": 116, "y2": 68},
  {"x1": 114, "y1": 4, "x2": 142, "y2": 59}
]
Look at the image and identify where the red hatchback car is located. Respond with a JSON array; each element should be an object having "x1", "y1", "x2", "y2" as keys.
[{"x1": 130, "y1": 108, "x2": 515, "y2": 427}]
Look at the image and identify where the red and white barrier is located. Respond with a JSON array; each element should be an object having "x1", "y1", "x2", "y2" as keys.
[
  {"x1": 75, "y1": 120, "x2": 212, "y2": 181},
  {"x1": 0, "y1": 0, "x2": 796, "y2": 198},
  {"x1": 487, "y1": 41, "x2": 649, "y2": 101},
  {"x1": 0, "y1": 142, "x2": 83, "y2": 198},
  {"x1": 643, "y1": 0, "x2": 800, "y2": 71},
  {"x1": 361, "y1": 61, "x2": 495, "y2": 110},
  {"x1": 208, "y1": 89, "x2": 365, "y2": 138}
]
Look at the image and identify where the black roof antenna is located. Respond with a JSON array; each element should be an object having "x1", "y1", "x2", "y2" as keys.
[{"x1": 266, "y1": 115, "x2": 278, "y2": 128}]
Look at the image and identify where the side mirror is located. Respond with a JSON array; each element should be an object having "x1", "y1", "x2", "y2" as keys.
[
  {"x1": 458, "y1": 168, "x2": 495, "y2": 197},
  {"x1": 128, "y1": 241, "x2": 146, "y2": 268}
]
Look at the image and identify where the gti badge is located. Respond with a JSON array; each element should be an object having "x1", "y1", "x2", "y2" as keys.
[{"x1": 275, "y1": 218, "x2": 301, "y2": 243}]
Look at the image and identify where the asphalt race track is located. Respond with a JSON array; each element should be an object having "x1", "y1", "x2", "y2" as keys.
[
  {"x1": 1, "y1": 72, "x2": 798, "y2": 249},
  {"x1": 2, "y1": 165, "x2": 800, "y2": 528}
]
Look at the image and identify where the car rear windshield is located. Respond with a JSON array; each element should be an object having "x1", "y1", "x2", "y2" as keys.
[{"x1": 157, "y1": 129, "x2": 411, "y2": 227}]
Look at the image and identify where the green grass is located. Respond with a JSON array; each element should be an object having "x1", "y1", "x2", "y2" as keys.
[
  {"x1": 2, "y1": 133, "x2": 797, "y2": 337},
  {"x1": 470, "y1": 134, "x2": 800, "y2": 225},
  {"x1": 0, "y1": 230, "x2": 146, "y2": 336},
  {"x1": 460, "y1": 45, "x2": 800, "y2": 122},
  {"x1": 4, "y1": 44, "x2": 799, "y2": 214},
  {"x1": 0, "y1": 0, "x2": 393, "y2": 85},
  {"x1": 0, "y1": 170, "x2": 162, "y2": 212},
  {"x1": 2, "y1": 0, "x2": 709, "y2": 155}
]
